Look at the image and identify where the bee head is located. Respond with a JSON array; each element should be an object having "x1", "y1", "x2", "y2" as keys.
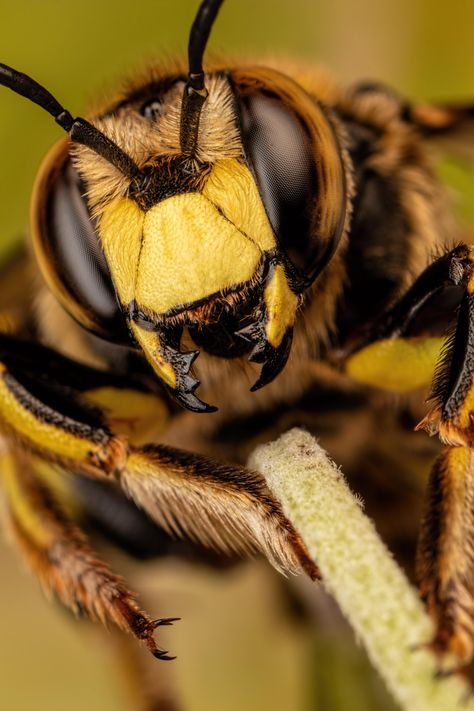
[{"x1": 2, "y1": 0, "x2": 350, "y2": 412}]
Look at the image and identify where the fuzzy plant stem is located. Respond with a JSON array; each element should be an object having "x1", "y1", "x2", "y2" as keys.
[{"x1": 249, "y1": 428, "x2": 474, "y2": 711}]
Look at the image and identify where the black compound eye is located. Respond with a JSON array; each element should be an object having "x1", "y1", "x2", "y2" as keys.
[
  {"x1": 140, "y1": 99, "x2": 163, "y2": 120},
  {"x1": 238, "y1": 87, "x2": 347, "y2": 289},
  {"x1": 32, "y1": 142, "x2": 129, "y2": 344}
]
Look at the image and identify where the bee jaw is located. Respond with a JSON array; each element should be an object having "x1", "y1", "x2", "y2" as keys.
[{"x1": 130, "y1": 260, "x2": 298, "y2": 412}]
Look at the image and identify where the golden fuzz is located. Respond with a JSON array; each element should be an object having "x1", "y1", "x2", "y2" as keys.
[{"x1": 72, "y1": 73, "x2": 243, "y2": 218}]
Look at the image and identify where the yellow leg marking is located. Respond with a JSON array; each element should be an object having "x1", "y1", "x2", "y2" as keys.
[
  {"x1": 430, "y1": 377, "x2": 474, "y2": 447},
  {"x1": 346, "y1": 336, "x2": 446, "y2": 392},
  {"x1": 437, "y1": 448, "x2": 469, "y2": 581},
  {"x1": 453, "y1": 379, "x2": 474, "y2": 432},
  {"x1": 0, "y1": 364, "x2": 126, "y2": 474},
  {"x1": 2, "y1": 452, "x2": 171, "y2": 658},
  {"x1": 1, "y1": 452, "x2": 53, "y2": 548},
  {"x1": 417, "y1": 446, "x2": 474, "y2": 662},
  {"x1": 264, "y1": 265, "x2": 298, "y2": 348}
]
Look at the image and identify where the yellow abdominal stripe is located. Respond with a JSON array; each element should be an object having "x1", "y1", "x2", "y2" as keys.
[{"x1": 346, "y1": 336, "x2": 446, "y2": 391}]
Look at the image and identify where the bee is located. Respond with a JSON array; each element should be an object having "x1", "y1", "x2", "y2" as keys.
[{"x1": 1, "y1": 0, "x2": 474, "y2": 698}]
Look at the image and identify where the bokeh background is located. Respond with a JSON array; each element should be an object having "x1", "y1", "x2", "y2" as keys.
[{"x1": 1, "y1": 1, "x2": 474, "y2": 709}]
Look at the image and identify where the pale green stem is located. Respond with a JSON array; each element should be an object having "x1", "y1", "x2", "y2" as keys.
[{"x1": 249, "y1": 428, "x2": 474, "y2": 711}]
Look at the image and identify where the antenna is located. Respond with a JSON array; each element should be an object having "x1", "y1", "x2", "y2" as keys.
[
  {"x1": 0, "y1": 63, "x2": 139, "y2": 179},
  {"x1": 180, "y1": 0, "x2": 225, "y2": 155}
]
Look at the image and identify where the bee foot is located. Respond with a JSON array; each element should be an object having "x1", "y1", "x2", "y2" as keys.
[
  {"x1": 152, "y1": 648, "x2": 177, "y2": 662},
  {"x1": 153, "y1": 617, "x2": 181, "y2": 628}
]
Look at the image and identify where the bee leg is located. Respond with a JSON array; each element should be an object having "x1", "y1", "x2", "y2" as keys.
[
  {"x1": 344, "y1": 243, "x2": 472, "y2": 393},
  {"x1": 416, "y1": 446, "x2": 474, "y2": 663},
  {"x1": 0, "y1": 334, "x2": 131, "y2": 477},
  {"x1": 345, "y1": 244, "x2": 474, "y2": 663},
  {"x1": 415, "y1": 266, "x2": 474, "y2": 663},
  {"x1": 120, "y1": 444, "x2": 319, "y2": 580},
  {"x1": 0, "y1": 333, "x2": 318, "y2": 599},
  {"x1": 1, "y1": 448, "x2": 175, "y2": 660}
]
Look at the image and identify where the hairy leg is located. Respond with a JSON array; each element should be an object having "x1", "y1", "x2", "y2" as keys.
[
  {"x1": 1, "y1": 449, "x2": 177, "y2": 658},
  {"x1": 0, "y1": 332, "x2": 317, "y2": 659},
  {"x1": 346, "y1": 244, "x2": 474, "y2": 664}
]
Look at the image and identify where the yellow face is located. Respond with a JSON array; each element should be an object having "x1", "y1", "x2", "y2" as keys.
[
  {"x1": 31, "y1": 67, "x2": 348, "y2": 412},
  {"x1": 99, "y1": 159, "x2": 275, "y2": 319},
  {"x1": 97, "y1": 157, "x2": 298, "y2": 410}
]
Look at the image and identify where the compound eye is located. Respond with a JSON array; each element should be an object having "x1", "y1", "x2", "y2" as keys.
[
  {"x1": 31, "y1": 140, "x2": 129, "y2": 343},
  {"x1": 234, "y1": 70, "x2": 348, "y2": 289},
  {"x1": 240, "y1": 94, "x2": 317, "y2": 279}
]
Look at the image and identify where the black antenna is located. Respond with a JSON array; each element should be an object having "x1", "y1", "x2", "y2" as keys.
[
  {"x1": 180, "y1": 0, "x2": 224, "y2": 155},
  {"x1": 0, "y1": 63, "x2": 140, "y2": 180}
]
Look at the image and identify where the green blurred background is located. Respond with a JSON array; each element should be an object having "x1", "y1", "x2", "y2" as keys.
[{"x1": 1, "y1": 1, "x2": 474, "y2": 709}]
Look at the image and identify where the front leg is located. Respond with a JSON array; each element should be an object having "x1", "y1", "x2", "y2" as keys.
[
  {"x1": 415, "y1": 250, "x2": 474, "y2": 661},
  {"x1": 2, "y1": 449, "x2": 176, "y2": 659},
  {"x1": 0, "y1": 334, "x2": 132, "y2": 476},
  {"x1": 416, "y1": 445, "x2": 474, "y2": 662},
  {"x1": 0, "y1": 333, "x2": 317, "y2": 658},
  {"x1": 345, "y1": 243, "x2": 474, "y2": 663}
]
